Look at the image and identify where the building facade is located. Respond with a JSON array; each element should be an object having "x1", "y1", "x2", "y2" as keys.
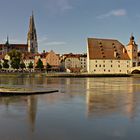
[{"x1": 87, "y1": 36, "x2": 137, "y2": 74}]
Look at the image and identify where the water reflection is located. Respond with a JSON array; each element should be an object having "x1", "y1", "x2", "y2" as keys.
[
  {"x1": 0, "y1": 77, "x2": 140, "y2": 139},
  {"x1": 0, "y1": 96, "x2": 38, "y2": 132},
  {"x1": 86, "y1": 77, "x2": 140, "y2": 119}
]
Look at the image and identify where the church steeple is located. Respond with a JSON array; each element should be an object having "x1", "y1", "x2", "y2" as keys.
[
  {"x1": 5, "y1": 36, "x2": 10, "y2": 46},
  {"x1": 27, "y1": 12, "x2": 38, "y2": 53}
]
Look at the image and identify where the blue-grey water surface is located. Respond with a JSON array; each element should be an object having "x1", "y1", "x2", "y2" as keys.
[{"x1": 0, "y1": 76, "x2": 140, "y2": 140}]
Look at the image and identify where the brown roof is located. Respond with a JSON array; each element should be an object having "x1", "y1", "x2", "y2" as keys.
[
  {"x1": 22, "y1": 52, "x2": 35, "y2": 59},
  {"x1": 0, "y1": 44, "x2": 28, "y2": 49},
  {"x1": 88, "y1": 38, "x2": 130, "y2": 60}
]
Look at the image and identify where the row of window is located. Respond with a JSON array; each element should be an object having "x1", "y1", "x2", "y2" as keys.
[
  {"x1": 95, "y1": 60, "x2": 130, "y2": 63},
  {"x1": 95, "y1": 64, "x2": 129, "y2": 68},
  {"x1": 93, "y1": 69, "x2": 129, "y2": 73}
]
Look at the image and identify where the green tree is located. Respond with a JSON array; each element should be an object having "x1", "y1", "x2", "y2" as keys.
[
  {"x1": 36, "y1": 59, "x2": 44, "y2": 71},
  {"x1": 46, "y1": 63, "x2": 52, "y2": 72},
  {"x1": 3, "y1": 59, "x2": 9, "y2": 69},
  {"x1": 8, "y1": 50, "x2": 22, "y2": 60},
  {"x1": 28, "y1": 61, "x2": 34, "y2": 71},
  {"x1": 0, "y1": 62, "x2": 2, "y2": 70},
  {"x1": 8, "y1": 50, "x2": 22, "y2": 70},
  {"x1": 20, "y1": 62, "x2": 26, "y2": 70},
  {"x1": 11, "y1": 59, "x2": 20, "y2": 69}
]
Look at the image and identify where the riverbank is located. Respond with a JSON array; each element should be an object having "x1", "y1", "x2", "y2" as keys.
[
  {"x1": 44, "y1": 73, "x2": 131, "y2": 77},
  {"x1": 0, "y1": 72, "x2": 137, "y2": 77}
]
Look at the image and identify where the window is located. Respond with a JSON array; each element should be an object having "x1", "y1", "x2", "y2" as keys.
[
  {"x1": 111, "y1": 65, "x2": 112, "y2": 67},
  {"x1": 95, "y1": 65, "x2": 97, "y2": 67},
  {"x1": 118, "y1": 65, "x2": 120, "y2": 67},
  {"x1": 111, "y1": 60, "x2": 112, "y2": 63},
  {"x1": 118, "y1": 61, "x2": 120, "y2": 63},
  {"x1": 120, "y1": 70, "x2": 121, "y2": 72},
  {"x1": 99, "y1": 65, "x2": 101, "y2": 67},
  {"x1": 133, "y1": 62, "x2": 136, "y2": 67},
  {"x1": 94, "y1": 69, "x2": 96, "y2": 71},
  {"x1": 108, "y1": 70, "x2": 110, "y2": 72},
  {"x1": 104, "y1": 69, "x2": 106, "y2": 72},
  {"x1": 103, "y1": 65, "x2": 105, "y2": 67}
]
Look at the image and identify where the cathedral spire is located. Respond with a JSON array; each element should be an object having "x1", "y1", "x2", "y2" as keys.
[
  {"x1": 5, "y1": 35, "x2": 9, "y2": 46},
  {"x1": 27, "y1": 12, "x2": 38, "y2": 53}
]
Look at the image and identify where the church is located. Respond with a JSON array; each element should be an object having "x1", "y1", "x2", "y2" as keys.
[{"x1": 0, "y1": 13, "x2": 38, "y2": 55}]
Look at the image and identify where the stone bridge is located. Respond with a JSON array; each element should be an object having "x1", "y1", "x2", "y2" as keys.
[{"x1": 131, "y1": 66, "x2": 140, "y2": 74}]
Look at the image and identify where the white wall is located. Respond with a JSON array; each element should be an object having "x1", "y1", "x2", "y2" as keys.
[{"x1": 88, "y1": 59, "x2": 131, "y2": 74}]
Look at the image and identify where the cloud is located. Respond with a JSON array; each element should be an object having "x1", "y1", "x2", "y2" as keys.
[
  {"x1": 97, "y1": 9, "x2": 127, "y2": 19},
  {"x1": 38, "y1": 36, "x2": 66, "y2": 47},
  {"x1": 45, "y1": 0, "x2": 73, "y2": 14}
]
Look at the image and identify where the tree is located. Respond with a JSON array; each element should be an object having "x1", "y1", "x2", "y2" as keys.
[
  {"x1": 46, "y1": 63, "x2": 52, "y2": 72},
  {"x1": 3, "y1": 59, "x2": 9, "y2": 69},
  {"x1": 8, "y1": 50, "x2": 22, "y2": 60},
  {"x1": 0, "y1": 62, "x2": 2, "y2": 70},
  {"x1": 28, "y1": 61, "x2": 34, "y2": 71},
  {"x1": 8, "y1": 50, "x2": 22, "y2": 70},
  {"x1": 11, "y1": 58, "x2": 20, "y2": 69},
  {"x1": 36, "y1": 59, "x2": 44, "y2": 71},
  {"x1": 20, "y1": 62, "x2": 26, "y2": 70}
]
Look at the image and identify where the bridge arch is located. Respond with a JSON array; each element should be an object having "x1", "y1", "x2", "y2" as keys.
[{"x1": 131, "y1": 69, "x2": 140, "y2": 74}]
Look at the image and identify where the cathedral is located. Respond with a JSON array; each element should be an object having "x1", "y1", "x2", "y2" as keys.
[{"x1": 0, "y1": 12, "x2": 38, "y2": 55}]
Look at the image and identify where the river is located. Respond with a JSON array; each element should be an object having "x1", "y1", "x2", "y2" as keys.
[{"x1": 0, "y1": 76, "x2": 140, "y2": 140}]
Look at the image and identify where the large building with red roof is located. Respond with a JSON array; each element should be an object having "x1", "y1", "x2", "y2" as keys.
[{"x1": 87, "y1": 35, "x2": 138, "y2": 74}]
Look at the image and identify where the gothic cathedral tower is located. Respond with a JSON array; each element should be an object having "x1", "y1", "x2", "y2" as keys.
[{"x1": 27, "y1": 12, "x2": 38, "y2": 53}]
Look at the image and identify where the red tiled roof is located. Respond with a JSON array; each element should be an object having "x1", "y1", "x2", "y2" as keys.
[{"x1": 88, "y1": 38, "x2": 130, "y2": 60}]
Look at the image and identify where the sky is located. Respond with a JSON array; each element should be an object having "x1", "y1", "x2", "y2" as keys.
[{"x1": 0, "y1": 0, "x2": 140, "y2": 54}]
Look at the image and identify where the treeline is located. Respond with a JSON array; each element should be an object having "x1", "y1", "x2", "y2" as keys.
[{"x1": 0, "y1": 50, "x2": 51, "y2": 71}]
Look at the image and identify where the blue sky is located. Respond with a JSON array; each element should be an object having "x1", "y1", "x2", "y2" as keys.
[{"x1": 0, "y1": 0, "x2": 140, "y2": 54}]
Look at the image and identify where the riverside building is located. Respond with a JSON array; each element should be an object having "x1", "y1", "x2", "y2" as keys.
[{"x1": 87, "y1": 35, "x2": 138, "y2": 74}]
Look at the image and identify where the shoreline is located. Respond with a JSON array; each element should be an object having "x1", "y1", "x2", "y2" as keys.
[{"x1": 0, "y1": 72, "x2": 135, "y2": 77}]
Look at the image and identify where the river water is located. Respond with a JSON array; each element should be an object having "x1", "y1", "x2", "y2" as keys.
[{"x1": 0, "y1": 76, "x2": 140, "y2": 140}]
